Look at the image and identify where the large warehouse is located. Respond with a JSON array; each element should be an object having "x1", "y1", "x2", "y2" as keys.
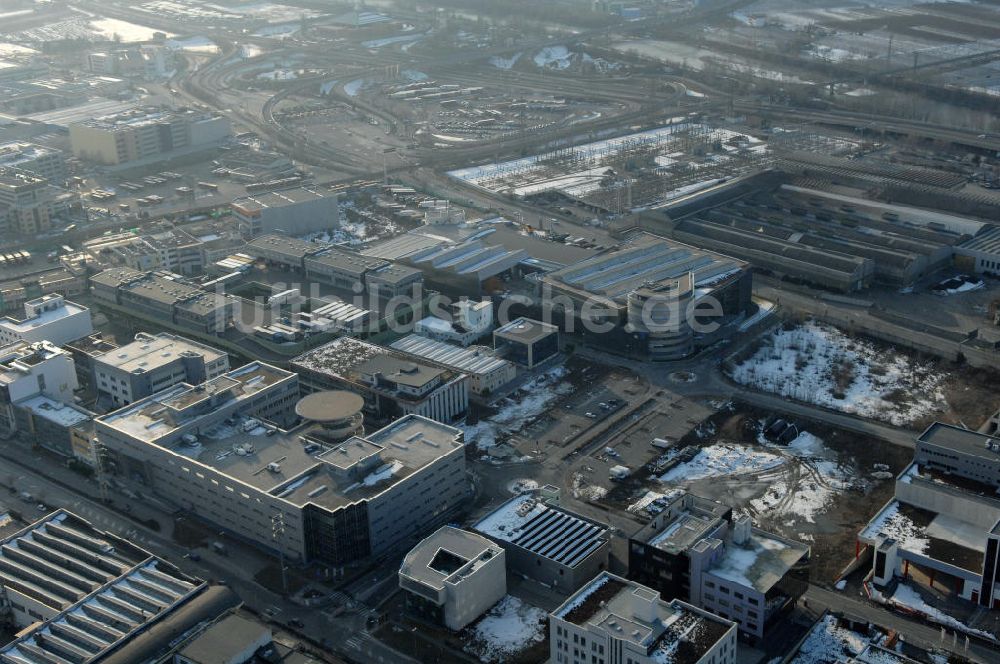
[
  {"x1": 0, "y1": 510, "x2": 211, "y2": 664},
  {"x1": 670, "y1": 185, "x2": 974, "y2": 292},
  {"x1": 540, "y1": 232, "x2": 751, "y2": 360}
]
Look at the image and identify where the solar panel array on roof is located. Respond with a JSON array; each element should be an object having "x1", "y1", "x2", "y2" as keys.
[{"x1": 509, "y1": 507, "x2": 606, "y2": 568}]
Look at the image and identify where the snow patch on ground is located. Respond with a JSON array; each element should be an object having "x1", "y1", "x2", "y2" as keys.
[
  {"x1": 790, "y1": 614, "x2": 868, "y2": 664},
  {"x1": 750, "y1": 431, "x2": 858, "y2": 524},
  {"x1": 489, "y1": 52, "x2": 522, "y2": 70},
  {"x1": 730, "y1": 321, "x2": 947, "y2": 426},
  {"x1": 660, "y1": 444, "x2": 784, "y2": 483},
  {"x1": 344, "y1": 79, "x2": 366, "y2": 97},
  {"x1": 534, "y1": 45, "x2": 571, "y2": 69},
  {"x1": 464, "y1": 596, "x2": 546, "y2": 663},
  {"x1": 464, "y1": 367, "x2": 572, "y2": 449},
  {"x1": 888, "y1": 584, "x2": 995, "y2": 640}
]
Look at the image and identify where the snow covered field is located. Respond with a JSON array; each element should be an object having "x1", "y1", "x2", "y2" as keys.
[
  {"x1": 464, "y1": 596, "x2": 546, "y2": 663},
  {"x1": 750, "y1": 432, "x2": 859, "y2": 525},
  {"x1": 447, "y1": 123, "x2": 763, "y2": 202},
  {"x1": 659, "y1": 443, "x2": 784, "y2": 482},
  {"x1": 730, "y1": 321, "x2": 947, "y2": 426},
  {"x1": 464, "y1": 367, "x2": 573, "y2": 450},
  {"x1": 4, "y1": 17, "x2": 171, "y2": 43}
]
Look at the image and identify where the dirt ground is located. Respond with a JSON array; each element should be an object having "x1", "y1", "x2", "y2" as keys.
[
  {"x1": 377, "y1": 590, "x2": 548, "y2": 664},
  {"x1": 919, "y1": 362, "x2": 1000, "y2": 432},
  {"x1": 600, "y1": 402, "x2": 912, "y2": 584}
]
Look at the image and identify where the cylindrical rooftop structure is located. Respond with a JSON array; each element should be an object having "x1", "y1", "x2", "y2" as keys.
[{"x1": 295, "y1": 390, "x2": 364, "y2": 441}]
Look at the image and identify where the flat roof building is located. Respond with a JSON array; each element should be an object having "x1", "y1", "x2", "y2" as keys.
[
  {"x1": 90, "y1": 268, "x2": 240, "y2": 335},
  {"x1": 14, "y1": 393, "x2": 94, "y2": 459},
  {"x1": 92, "y1": 332, "x2": 230, "y2": 409},
  {"x1": 414, "y1": 299, "x2": 493, "y2": 347},
  {"x1": 0, "y1": 169, "x2": 75, "y2": 236},
  {"x1": 97, "y1": 372, "x2": 468, "y2": 565},
  {"x1": 473, "y1": 493, "x2": 610, "y2": 591},
  {"x1": 0, "y1": 340, "x2": 79, "y2": 436},
  {"x1": 494, "y1": 317, "x2": 560, "y2": 369},
  {"x1": 292, "y1": 337, "x2": 469, "y2": 425},
  {"x1": 399, "y1": 526, "x2": 506, "y2": 631},
  {"x1": 69, "y1": 107, "x2": 230, "y2": 167},
  {"x1": 0, "y1": 294, "x2": 93, "y2": 347},
  {"x1": 244, "y1": 234, "x2": 327, "y2": 272},
  {"x1": 550, "y1": 572, "x2": 738, "y2": 664},
  {"x1": 174, "y1": 613, "x2": 272, "y2": 664},
  {"x1": 915, "y1": 422, "x2": 1000, "y2": 488},
  {"x1": 628, "y1": 491, "x2": 809, "y2": 640},
  {"x1": 232, "y1": 188, "x2": 339, "y2": 239},
  {"x1": 0, "y1": 141, "x2": 66, "y2": 181},
  {"x1": 390, "y1": 334, "x2": 516, "y2": 397},
  {"x1": 859, "y1": 426, "x2": 1000, "y2": 609},
  {"x1": 541, "y1": 233, "x2": 751, "y2": 361},
  {"x1": 0, "y1": 510, "x2": 206, "y2": 664}
]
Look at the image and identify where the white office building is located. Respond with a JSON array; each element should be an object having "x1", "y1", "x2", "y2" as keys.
[
  {"x1": 399, "y1": 526, "x2": 506, "y2": 631},
  {"x1": 93, "y1": 332, "x2": 230, "y2": 408},
  {"x1": 0, "y1": 341, "x2": 79, "y2": 432},
  {"x1": 550, "y1": 572, "x2": 738, "y2": 664},
  {"x1": 0, "y1": 294, "x2": 93, "y2": 347}
]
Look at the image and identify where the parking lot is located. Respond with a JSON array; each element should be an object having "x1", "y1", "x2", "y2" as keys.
[{"x1": 510, "y1": 365, "x2": 650, "y2": 456}]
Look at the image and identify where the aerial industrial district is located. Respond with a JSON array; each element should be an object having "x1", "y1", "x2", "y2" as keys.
[{"x1": 0, "y1": 0, "x2": 998, "y2": 663}]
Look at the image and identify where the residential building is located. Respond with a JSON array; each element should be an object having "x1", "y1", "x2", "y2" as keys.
[
  {"x1": 549, "y1": 572, "x2": 738, "y2": 664},
  {"x1": 494, "y1": 317, "x2": 560, "y2": 369},
  {"x1": 628, "y1": 491, "x2": 810, "y2": 640},
  {"x1": 0, "y1": 510, "x2": 240, "y2": 664},
  {"x1": 0, "y1": 340, "x2": 78, "y2": 432},
  {"x1": 399, "y1": 526, "x2": 506, "y2": 630},
  {"x1": 0, "y1": 294, "x2": 93, "y2": 346},
  {"x1": 0, "y1": 141, "x2": 67, "y2": 181},
  {"x1": 292, "y1": 337, "x2": 470, "y2": 425},
  {"x1": 92, "y1": 332, "x2": 230, "y2": 408},
  {"x1": 473, "y1": 492, "x2": 610, "y2": 591},
  {"x1": 90, "y1": 268, "x2": 240, "y2": 334},
  {"x1": 69, "y1": 108, "x2": 231, "y2": 167},
  {"x1": 96, "y1": 366, "x2": 468, "y2": 565},
  {"x1": 232, "y1": 187, "x2": 339, "y2": 238},
  {"x1": 390, "y1": 334, "x2": 516, "y2": 397},
  {"x1": 415, "y1": 299, "x2": 494, "y2": 346}
]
